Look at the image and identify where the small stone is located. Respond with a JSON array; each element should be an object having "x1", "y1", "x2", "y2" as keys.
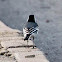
[
  {"x1": 5, "y1": 53, "x2": 12, "y2": 57},
  {"x1": 45, "y1": 53, "x2": 48, "y2": 55},
  {"x1": 0, "y1": 52, "x2": 5, "y2": 55},
  {"x1": 61, "y1": 46, "x2": 62, "y2": 48},
  {"x1": 0, "y1": 49, "x2": 9, "y2": 55},
  {"x1": 25, "y1": 55, "x2": 35, "y2": 58},
  {"x1": 46, "y1": 20, "x2": 50, "y2": 23}
]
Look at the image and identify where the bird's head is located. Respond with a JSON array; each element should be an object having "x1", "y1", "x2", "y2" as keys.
[{"x1": 28, "y1": 15, "x2": 35, "y2": 23}]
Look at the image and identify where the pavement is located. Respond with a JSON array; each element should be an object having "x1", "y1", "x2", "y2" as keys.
[
  {"x1": 0, "y1": 0, "x2": 62, "y2": 62},
  {"x1": 0, "y1": 21, "x2": 49, "y2": 62}
]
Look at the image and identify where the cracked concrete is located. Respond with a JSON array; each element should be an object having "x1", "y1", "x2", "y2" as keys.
[{"x1": 0, "y1": 21, "x2": 49, "y2": 62}]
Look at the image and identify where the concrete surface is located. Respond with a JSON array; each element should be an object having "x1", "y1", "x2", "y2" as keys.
[
  {"x1": 0, "y1": 21, "x2": 49, "y2": 62},
  {"x1": 14, "y1": 51, "x2": 49, "y2": 62},
  {"x1": 1, "y1": 40, "x2": 33, "y2": 48},
  {"x1": 0, "y1": 56, "x2": 16, "y2": 62},
  {"x1": 7, "y1": 48, "x2": 39, "y2": 53}
]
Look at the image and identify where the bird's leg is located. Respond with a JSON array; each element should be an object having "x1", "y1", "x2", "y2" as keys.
[
  {"x1": 32, "y1": 36, "x2": 34, "y2": 49},
  {"x1": 27, "y1": 40, "x2": 28, "y2": 46}
]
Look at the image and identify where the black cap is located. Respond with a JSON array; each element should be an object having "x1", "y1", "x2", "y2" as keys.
[{"x1": 28, "y1": 15, "x2": 35, "y2": 22}]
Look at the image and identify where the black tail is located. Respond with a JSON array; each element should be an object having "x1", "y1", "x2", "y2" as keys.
[{"x1": 24, "y1": 34, "x2": 31, "y2": 41}]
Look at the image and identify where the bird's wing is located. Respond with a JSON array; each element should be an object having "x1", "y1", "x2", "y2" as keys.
[{"x1": 29, "y1": 27, "x2": 39, "y2": 34}]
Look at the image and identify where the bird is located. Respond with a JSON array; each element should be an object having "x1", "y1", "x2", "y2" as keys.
[{"x1": 23, "y1": 15, "x2": 39, "y2": 48}]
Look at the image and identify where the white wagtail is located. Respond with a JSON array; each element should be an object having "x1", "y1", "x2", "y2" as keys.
[{"x1": 23, "y1": 15, "x2": 39, "y2": 48}]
